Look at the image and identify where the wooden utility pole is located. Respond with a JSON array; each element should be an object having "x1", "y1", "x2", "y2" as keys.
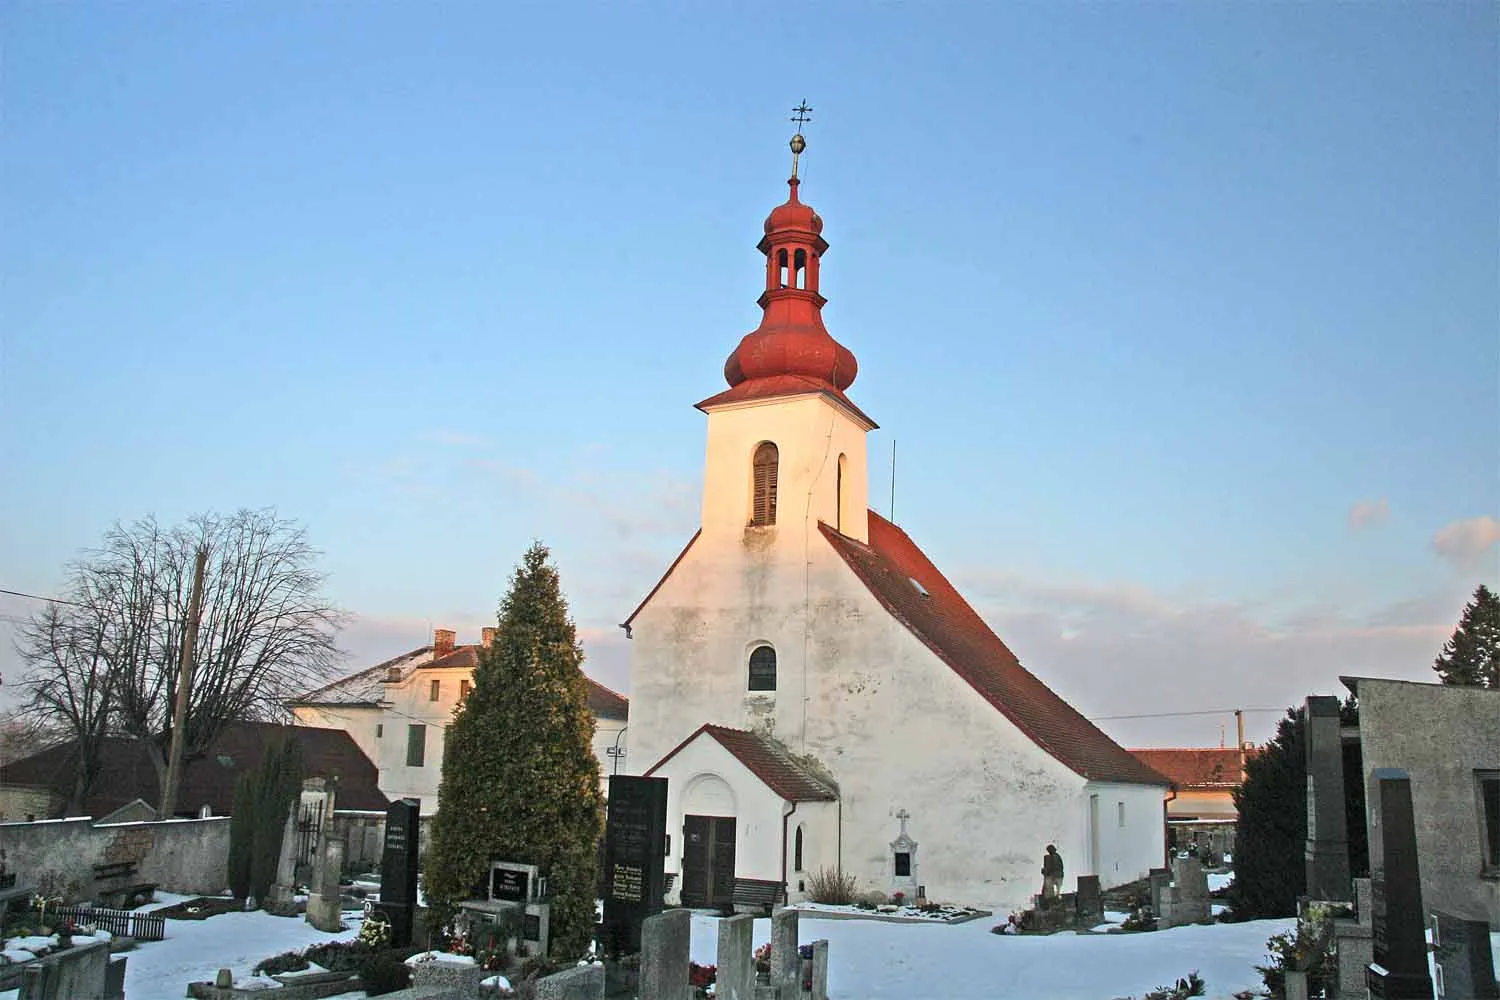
[
  {"x1": 1235, "y1": 708, "x2": 1247, "y2": 779},
  {"x1": 159, "y1": 545, "x2": 208, "y2": 820}
]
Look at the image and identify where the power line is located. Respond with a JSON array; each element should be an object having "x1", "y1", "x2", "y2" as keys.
[
  {"x1": 0, "y1": 588, "x2": 79, "y2": 607},
  {"x1": 1088, "y1": 708, "x2": 1286, "y2": 722}
]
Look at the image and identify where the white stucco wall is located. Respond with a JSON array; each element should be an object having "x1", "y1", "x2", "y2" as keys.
[
  {"x1": 1083, "y1": 781, "x2": 1167, "y2": 887},
  {"x1": 592, "y1": 719, "x2": 629, "y2": 789},
  {"x1": 627, "y1": 393, "x2": 1166, "y2": 910}
]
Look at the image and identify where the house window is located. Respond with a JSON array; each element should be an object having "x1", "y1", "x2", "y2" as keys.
[
  {"x1": 1118, "y1": 802, "x2": 1126, "y2": 828},
  {"x1": 748, "y1": 645, "x2": 777, "y2": 692},
  {"x1": 794, "y1": 826, "x2": 805, "y2": 872},
  {"x1": 894, "y1": 852, "x2": 912, "y2": 877},
  {"x1": 376, "y1": 724, "x2": 383, "y2": 738},
  {"x1": 460, "y1": 680, "x2": 471, "y2": 700},
  {"x1": 751, "y1": 442, "x2": 778, "y2": 526},
  {"x1": 406, "y1": 724, "x2": 426, "y2": 767},
  {"x1": 1479, "y1": 770, "x2": 1500, "y2": 873},
  {"x1": 429, "y1": 679, "x2": 441, "y2": 701}
]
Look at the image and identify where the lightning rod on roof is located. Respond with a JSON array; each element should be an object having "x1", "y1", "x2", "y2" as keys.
[{"x1": 890, "y1": 439, "x2": 897, "y2": 524}]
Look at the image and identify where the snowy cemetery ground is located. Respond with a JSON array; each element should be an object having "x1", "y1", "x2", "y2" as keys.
[{"x1": 0, "y1": 887, "x2": 1301, "y2": 1000}]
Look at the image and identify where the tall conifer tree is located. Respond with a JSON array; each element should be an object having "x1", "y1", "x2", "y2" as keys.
[
  {"x1": 1432, "y1": 584, "x2": 1500, "y2": 688},
  {"x1": 425, "y1": 543, "x2": 603, "y2": 959}
]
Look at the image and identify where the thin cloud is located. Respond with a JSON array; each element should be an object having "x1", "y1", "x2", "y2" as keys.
[
  {"x1": 422, "y1": 430, "x2": 490, "y2": 447},
  {"x1": 1432, "y1": 515, "x2": 1500, "y2": 572},
  {"x1": 1347, "y1": 498, "x2": 1390, "y2": 530}
]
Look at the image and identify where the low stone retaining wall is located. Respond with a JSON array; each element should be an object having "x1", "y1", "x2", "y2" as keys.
[{"x1": 0, "y1": 816, "x2": 228, "y2": 897}]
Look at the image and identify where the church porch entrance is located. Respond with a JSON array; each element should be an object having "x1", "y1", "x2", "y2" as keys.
[{"x1": 680, "y1": 814, "x2": 736, "y2": 909}]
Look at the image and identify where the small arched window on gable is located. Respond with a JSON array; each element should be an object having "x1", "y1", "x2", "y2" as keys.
[
  {"x1": 751, "y1": 442, "x2": 779, "y2": 526},
  {"x1": 794, "y1": 825, "x2": 805, "y2": 871},
  {"x1": 748, "y1": 645, "x2": 777, "y2": 692}
]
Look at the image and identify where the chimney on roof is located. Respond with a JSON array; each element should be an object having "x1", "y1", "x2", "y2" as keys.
[
  {"x1": 481, "y1": 627, "x2": 496, "y2": 649},
  {"x1": 433, "y1": 628, "x2": 456, "y2": 657}
]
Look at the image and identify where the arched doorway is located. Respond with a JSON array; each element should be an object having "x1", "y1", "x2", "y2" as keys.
[{"x1": 681, "y1": 774, "x2": 736, "y2": 909}]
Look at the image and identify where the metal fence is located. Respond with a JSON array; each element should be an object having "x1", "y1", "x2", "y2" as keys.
[{"x1": 49, "y1": 904, "x2": 166, "y2": 942}]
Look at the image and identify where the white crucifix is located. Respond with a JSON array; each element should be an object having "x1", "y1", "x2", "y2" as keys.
[{"x1": 895, "y1": 808, "x2": 911, "y2": 837}]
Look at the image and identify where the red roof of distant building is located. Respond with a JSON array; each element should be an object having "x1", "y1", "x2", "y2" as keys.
[
  {"x1": 1129, "y1": 748, "x2": 1248, "y2": 790},
  {"x1": 2, "y1": 721, "x2": 388, "y2": 819},
  {"x1": 820, "y1": 511, "x2": 1171, "y2": 787},
  {"x1": 646, "y1": 723, "x2": 838, "y2": 803}
]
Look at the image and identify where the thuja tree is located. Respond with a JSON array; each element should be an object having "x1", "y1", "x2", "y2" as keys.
[
  {"x1": 1230, "y1": 707, "x2": 1307, "y2": 919},
  {"x1": 227, "y1": 771, "x2": 257, "y2": 898},
  {"x1": 425, "y1": 542, "x2": 604, "y2": 959},
  {"x1": 247, "y1": 738, "x2": 303, "y2": 904}
]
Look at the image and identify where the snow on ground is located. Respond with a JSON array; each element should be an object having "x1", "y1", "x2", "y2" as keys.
[
  {"x1": 1207, "y1": 871, "x2": 1235, "y2": 894},
  {"x1": 688, "y1": 911, "x2": 1297, "y2": 1000}
]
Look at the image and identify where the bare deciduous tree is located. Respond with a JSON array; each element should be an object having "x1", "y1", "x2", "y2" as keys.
[{"x1": 15, "y1": 509, "x2": 344, "y2": 816}]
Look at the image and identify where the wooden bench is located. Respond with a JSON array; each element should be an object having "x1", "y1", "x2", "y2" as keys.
[
  {"x1": 731, "y1": 878, "x2": 785, "y2": 915},
  {"x1": 92, "y1": 861, "x2": 157, "y2": 910}
]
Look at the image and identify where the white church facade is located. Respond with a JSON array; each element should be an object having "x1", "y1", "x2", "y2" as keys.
[{"x1": 622, "y1": 134, "x2": 1170, "y2": 911}]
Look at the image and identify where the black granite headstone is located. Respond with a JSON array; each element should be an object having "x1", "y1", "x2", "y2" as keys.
[
  {"x1": 1432, "y1": 910, "x2": 1499, "y2": 1000},
  {"x1": 601, "y1": 775, "x2": 667, "y2": 956},
  {"x1": 378, "y1": 797, "x2": 421, "y2": 948},
  {"x1": 491, "y1": 867, "x2": 529, "y2": 903},
  {"x1": 1366, "y1": 769, "x2": 1432, "y2": 999}
]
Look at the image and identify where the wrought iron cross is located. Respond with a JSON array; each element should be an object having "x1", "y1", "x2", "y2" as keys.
[{"x1": 790, "y1": 100, "x2": 813, "y2": 130}]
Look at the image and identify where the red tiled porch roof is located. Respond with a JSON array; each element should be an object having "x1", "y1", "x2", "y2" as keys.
[{"x1": 646, "y1": 723, "x2": 838, "y2": 803}]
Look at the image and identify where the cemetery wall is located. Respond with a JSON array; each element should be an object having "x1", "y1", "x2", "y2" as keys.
[
  {"x1": 1353, "y1": 677, "x2": 1500, "y2": 924},
  {"x1": 0, "y1": 815, "x2": 229, "y2": 896}
]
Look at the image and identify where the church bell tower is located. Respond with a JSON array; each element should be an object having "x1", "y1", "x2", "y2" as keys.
[{"x1": 694, "y1": 112, "x2": 876, "y2": 545}]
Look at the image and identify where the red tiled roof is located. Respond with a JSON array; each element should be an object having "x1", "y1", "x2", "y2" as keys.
[
  {"x1": 820, "y1": 511, "x2": 1170, "y2": 787},
  {"x1": 1129, "y1": 748, "x2": 1247, "y2": 790},
  {"x1": 695, "y1": 375, "x2": 878, "y2": 430},
  {"x1": 2, "y1": 721, "x2": 388, "y2": 818},
  {"x1": 588, "y1": 680, "x2": 630, "y2": 721},
  {"x1": 646, "y1": 723, "x2": 838, "y2": 803},
  {"x1": 428, "y1": 645, "x2": 480, "y2": 669}
]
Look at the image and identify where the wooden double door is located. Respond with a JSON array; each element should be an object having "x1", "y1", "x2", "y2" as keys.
[{"x1": 680, "y1": 815, "x2": 736, "y2": 909}]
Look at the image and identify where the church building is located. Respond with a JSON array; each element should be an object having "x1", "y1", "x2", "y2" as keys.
[{"x1": 622, "y1": 130, "x2": 1170, "y2": 911}]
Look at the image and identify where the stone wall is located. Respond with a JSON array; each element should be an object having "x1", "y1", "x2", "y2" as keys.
[
  {"x1": 1352, "y1": 677, "x2": 1500, "y2": 925},
  {"x1": 0, "y1": 816, "x2": 229, "y2": 898}
]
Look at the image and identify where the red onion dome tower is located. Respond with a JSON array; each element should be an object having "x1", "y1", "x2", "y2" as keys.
[{"x1": 720, "y1": 131, "x2": 859, "y2": 396}]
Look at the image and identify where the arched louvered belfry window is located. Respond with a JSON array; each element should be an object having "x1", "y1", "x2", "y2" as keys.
[
  {"x1": 751, "y1": 442, "x2": 779, "y2": 526},
  {"x1": 748, "y1": 645, "x2": 777, "y2": 691}
]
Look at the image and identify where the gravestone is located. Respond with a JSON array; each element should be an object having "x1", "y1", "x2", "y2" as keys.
[
  {"x1": 1366, "y1": 768, "x2": 1432, "y2": 999},
  {"x1": 379, "y1": 797, "x2": 421, "y2": 948},
  {"x1": 1304, "y1": 696, "x2": 1352, "y2": 902},
  {"x1": 1075, "y1": 875, "x2": 1104, "y2": 927},
  {"x1": 305, "y1": 836, "x2": 345, "y2": 932},
  {"x1": 808, "y1": 938, "x2": 830, "y2": 1000},
  {"x1": 639, "y1": 907, "x2": 690, "y2": 1000},
  {"x1": 1284, "y1": 968, "x2": 1310, "y2": 1000},
  {"x1": 1431, "y1": 910, "x2": 1498, "y2": 999},
  {"x1": 1147, "y1": 867, "x2": 1171, "y2": 917},
  {"x1": 18, "y1": 939, "x2": 112, "y2": 1000},
  {"x1": 771, "y1": 908, "x2": 799, "y2": 999},
  {"x1": 1331, "y1": 877, "x2": 1375, "y2": 1000},
  {"x1": 601, "y1": 775, "x2": 667, "y2": 956},
  {"x1": 534, "y1": 963, "x2": 605, "y2": 999},
  {"x1": 716, "y1": 913, "x2": 756, "y2": 1000},
  {"x1": 264, "y1": 804, "x2": 302, "y2": 915}
]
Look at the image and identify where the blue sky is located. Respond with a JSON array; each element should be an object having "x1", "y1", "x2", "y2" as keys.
[{"x1": 2, "y1": 2, "x2": 1495, "y2": 748}]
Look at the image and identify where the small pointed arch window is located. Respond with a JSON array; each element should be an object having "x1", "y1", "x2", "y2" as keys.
[
  {"x1": 794, "y1": 824, "x2": 805, "y2": 871},
  {"x1": 751, "y1": 442, "x2": 778, "y2": 526},
  {"x1": 748, "y1": 644, "x2": 777, "y2": 691},
  {"x1": 793, "y1": 249, "x2": 807, "y2": 289}
]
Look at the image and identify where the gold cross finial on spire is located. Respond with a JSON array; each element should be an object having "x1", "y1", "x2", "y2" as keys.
[{"x1": 789, "y1": 100, "x2": 813, "y2": 179}]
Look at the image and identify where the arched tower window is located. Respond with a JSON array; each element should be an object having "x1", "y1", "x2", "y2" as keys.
[
  {"x1": 751, "y1": 442, "x2": 778, "y2": 526},
  {"x1": 748, "y1": 645, "x2": 777, "y2": 691},
  {"x1": 794, "y1": 249, "x2": 807, "y2": 289},
  {"x1": 777, "y1": 249, "x2": 789, "y2": 289},
  {"x1": 794, "y1": 825, "x2": 805, "y2": 871},
  {"x1": 836, "y1": 453, "x2": 847, "y2": 531}
]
